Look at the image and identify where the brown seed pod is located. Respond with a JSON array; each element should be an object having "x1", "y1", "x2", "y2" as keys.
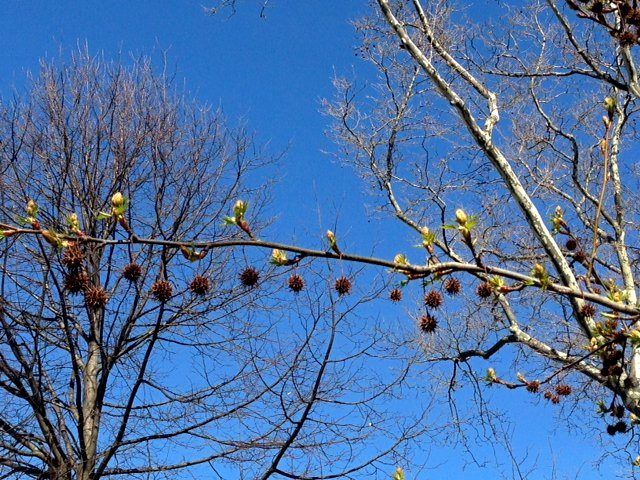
[
  {"x1": 555, "y1": 384, "x2": 572, "y2": 396},
  {"x1": 580, "y1": 303, "x2": 597, "y2": 317},
  {"x1": 573, "y1": 250, "x2": 586, "y2": 263},
  {"x1": 288, "y1": 274, "x2": 305, "y2": 293},
  {"x1": 608, "y1": 365, "x2": 624, "y2": 377},
  {"x1": 61, "y1": 246, "x2": 85, "y2": 270},
  {"x1": 615, "y1": 421, "x2": 628, "y2": 434},
  {"x1": 151, "y1": 280, "x2": 173, "y2": 303},
  {"x1": 123, "y1": 263, "x2": 142, "y2": 283},
  {"x1": 334, "y1": 276, "x2": 352, "y2": 296},
  {"x1": 85, "y1": 285, "x2": 109, "y2": 309},
  {"x1": 606, "y1": 424, "x2": 617, "y2": 436},
  {"x1": 526, "y1": 381, "x2": 540, "y2": 393},
  {"x1": 64, "y1": 271, "x2": 90, "y2": 294},
  {"x1": 619, "y1": 31, "x2": 638, "y2": 47},
  {"x1": 613, "y1": 405, "x2": 625, "y2": 419},
  {"x1": 565, "y1": 238, "x2": 577, "y2": 251},
  {"x1": 240, "y1": 267, "x2": 260, "y2": 288},
  {"x1": 476, "y1": 282, "x2": 493, "y2": 299},
  {"x1": 444, "y1": 277, "x2": 461, "y2": 296},
  {"x1": 424, "y1": 290, "x2": 444, "y2": 309},
  {"x1": 419, "y1": 314, "x2": 437, "y2": 334},
  {"x1": 189, "y1": 275, "x2": 211, "y2": 296},
  {"x1": 389, "y1": 288, "x2": 402, "y2": 302}
]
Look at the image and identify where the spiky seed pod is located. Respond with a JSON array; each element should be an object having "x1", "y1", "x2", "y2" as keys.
[
  {"x1": 419, "y1": 314, "x2": 437, "y2": 334},
  {"x1": 85, "y1": 286, "x2": 109, "y2": 309},
  {"x1": 123, "y1": 263, "x2": 142, "y2": 283},
  {"x1": 619, "y1": 31, "x2": 638, "y2": 47},
  {"x1": 444, "y1": 277, "x2": 461, "y2": 296},
  {"x1": 609, "y1": 365, "x2": 624, "y2": 377},
  {"x1": 614, "y1": 405, "x2": 626, "y2": 419},
  {"x1": 61, "y1": 246, "x2": 84, "y2": 270},
  {"x1": 629, "y1": 9, "x2": 640, "y2": 26},
  {"x1": 288, "y1": 274, "x2": 305, "y2": 293},
  {"x1": 615, "y1": 421, "x2": 628, "y2": 434},
  {"x1": 606, "y1": 424, "x2": 617, "y2": 436},
  {"x1": 424, "y1": 290, "x2": 444, "y2": 309},
  {"x1": 240, "y1": 267, "x2": 260, "y2": 288},
  {"x1": 334, "y1": 276, "x2": 352, "y2": 296},
  {"x1": 550, "y1": 395, "x2": 560, "y2": 405},
  {"x1": 555, "y1": 384, "x2": 572, "y2": 396},
  {"x1": 151, "y1": 280, "x2": 173, "y2": 303},
  {"x1": 526, "y1": 381, "x2": 540, "y2": 393},
  {"x1": 476, "y1": 282, "x2": 493, "y2": 299},
  {"x1": 565, "y1": 238, "x2": 577, "y2": 251},
  {"x1": 574, "y1": 250, "x2": 586, "y2": 263},
  {"x1": 580, "y1": 303, "x2": 597, "y2": 317},
  {"x1": 65, "y1": 271, "x2": 90, "y2": 294},
  {"x1": 390, "y1": 288, "x2": 402, "y2": 302},
  {"x1": 543, "y1": 391, "x2": 553, "y2": 401},
  {"x1": 606, "y1": 349, "x2": 624, "y2": 364},
  {"x1": 189, "y1": 275, "x2": 211, "y2": 296}
]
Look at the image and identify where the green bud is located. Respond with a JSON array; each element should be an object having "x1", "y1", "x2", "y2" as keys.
[
  {"x1": 233, "y1": 200, "x2": 248, "y2": 221},
  {"x1": 455, "y1": 209, "x2": 468, "y2": 226},
  {"x1": 270, "y1": 249, "x2": 289, "y2": 266},
  {"x1": 26, "y1": 199, "x2": 38, "y2": 218}
]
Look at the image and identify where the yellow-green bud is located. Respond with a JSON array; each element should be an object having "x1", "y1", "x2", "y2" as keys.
[
  {"x1": 111, "y1": 192, "x2": 125, "y2": 208},
  {"x1": 271, "y1": 249, "x2": 289, "y2": 266},
  {"x1": 485, "y1": 368, "x2": 497, "y2": 383},
  {"x1": 532, "y1": 263, "x2": 546, "y2": 279},
  {"x1": 455, "y1": 209, "x2": 468, "y2": 226},
  {"x1": 393, "y1": 253, "x2": 409, "y2": 267},
  {"x1": 233, "y1": 200, "x2": 248, "y2": 220},
  {"x1": 393, "y1": 467, "x2": 406, "y2": 480},
  {"x1": 67, "y1": 213, "x2": 80, "y2": 231},
  {"x1": 26, "y1": 199, "x2": 38, "y2": 218},
  {"x1": 604, "y1": 96, "x2": 617, "y2": 115}
]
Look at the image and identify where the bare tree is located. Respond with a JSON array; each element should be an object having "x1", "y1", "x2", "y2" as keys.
[
  {"x1": 10, "y1": 0, "x2": 640, "y2": 476},
  {"x1": 0, "y1": 51, "x2": 429, "y2": 479}
]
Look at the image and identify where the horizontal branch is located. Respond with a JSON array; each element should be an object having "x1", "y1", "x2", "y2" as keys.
[{"x1": 1, "y1": 225, "x2": 637, "y2": 316}]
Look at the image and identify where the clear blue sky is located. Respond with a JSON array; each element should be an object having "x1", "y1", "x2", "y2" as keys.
[{"x1": 0, "y1": 2, "x2": 625, "y2": 479}]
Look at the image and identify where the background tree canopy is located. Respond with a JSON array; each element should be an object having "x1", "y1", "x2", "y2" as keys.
[{"x1": 3, "y1": 0, "x2": 640, "y2": 479}]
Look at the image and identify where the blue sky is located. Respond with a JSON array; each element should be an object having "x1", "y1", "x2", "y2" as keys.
[{"x1": 0, "y1": 1, "x2": 627, "y2": 479}]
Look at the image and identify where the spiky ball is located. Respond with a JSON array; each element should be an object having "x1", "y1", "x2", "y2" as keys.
[
  {"x1": 555, "y1": 384, "x2": 572, "y2": 396},
  {"x1": 580, "y1": 303, "x2": 597, "y2": 317},
  {"x1": 424, "y1": 290, "x2": 443, "y2": 309},
  {"x1": 288, "y1": 274, "x2": 305, "y2": 293},
  {"x1": 240, "y1": 267, "x2": 260, "y2": 288},
  {"x1": 390, "y1": 288, "x2": 402, "y2": 302},
  {"x1": 189, "y1": 275, "x2": 211, "y2": 296},
  {"x1": 476, "y1": 282, "x2": 493, "y2": 299},
  {"x1": 123, "y1": 263, "x2": 142, "y2": 283},
  {"x1": 615, "y1": 421, "x2": 628, "y2": 434},
  {"x1": 65, "y1": 271, "x2": 90, "y2": 294},
  {"x1": 444, "y1": 277, "x2": 461, "y2": 296},
  {"x1": 62, "y1": 246, "x2": 85, "y2": 270},
  {"x1": 565, "y1": 238, "x2": 577, "y2": 251},
  {"x1": 419, "y1": 314, "x2": 437, "y2": 334},
  {"x1": 526, "y1": 381, "x2": 540, "y2": 393},
  {"x1": 573, "y1": 250, "x2": 586, "y2": 263},
  {"x1": 334, "y1": 276, "x2": 352, "y2": 296},
  {"x1": 85, "y1": 285, "x2": 109, "y2": 309},
  {"x1": 151, "y1": 280, "x2": 173, "y2": 303},
  {"x1": 606, "y1": 424, "x2": 617, "y2": 436}
]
